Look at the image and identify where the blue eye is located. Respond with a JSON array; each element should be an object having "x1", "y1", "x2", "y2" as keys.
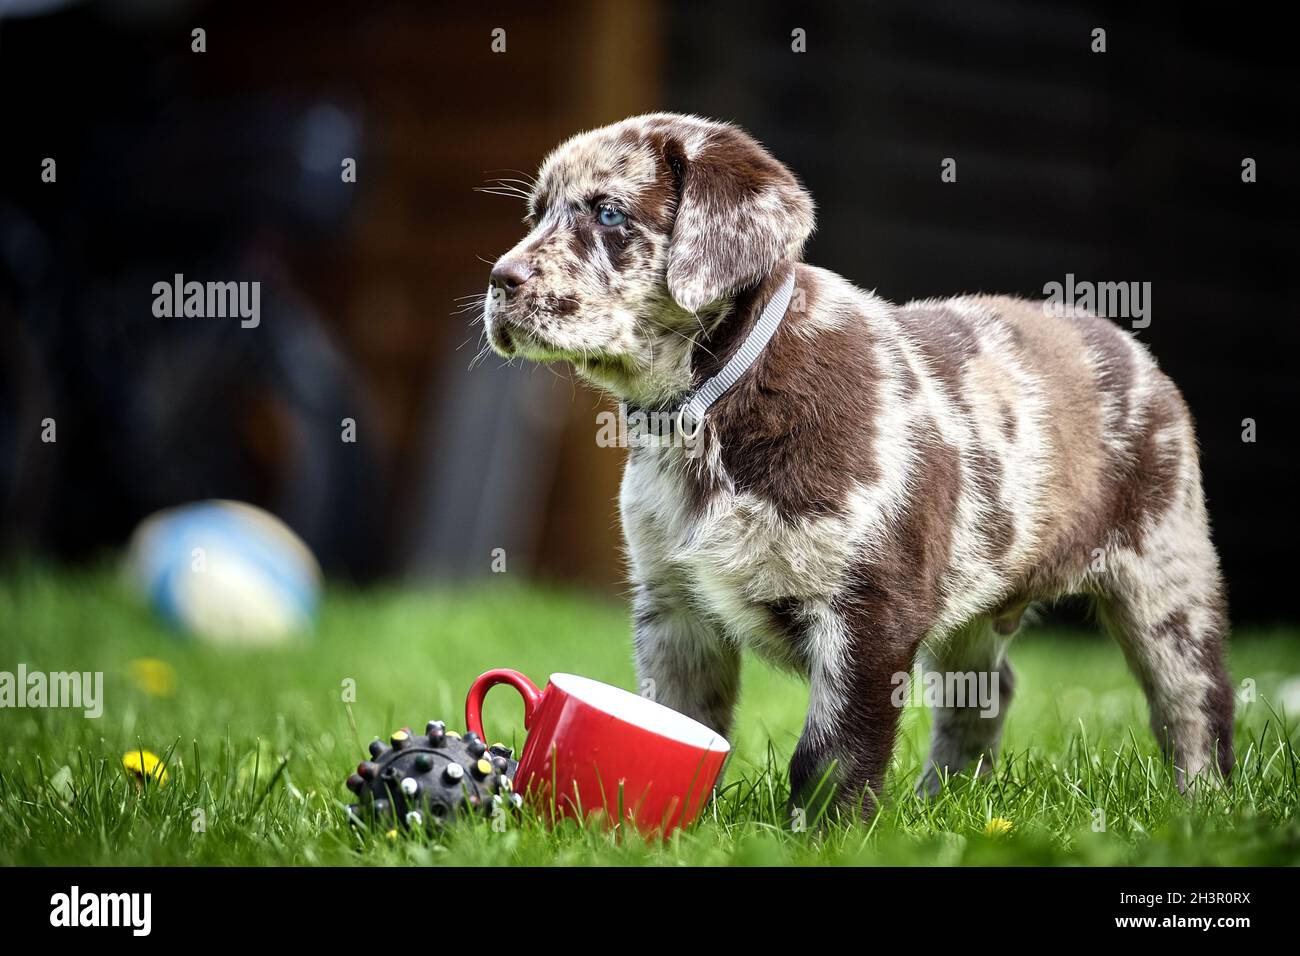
[{"x1": 597, "y1": 205, "x2": 626, "y2": 227}]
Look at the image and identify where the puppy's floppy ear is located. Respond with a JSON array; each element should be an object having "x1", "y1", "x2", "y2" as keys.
[{"x1": 664, "y1": 124, "x2": 815, "y2": 313}]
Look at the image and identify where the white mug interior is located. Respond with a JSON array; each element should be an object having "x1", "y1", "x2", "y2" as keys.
[{"x1": 549, "y1": 672, "x2": 732, "y2": 754}]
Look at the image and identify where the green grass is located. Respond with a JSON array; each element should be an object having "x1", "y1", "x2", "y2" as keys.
[{"x1": 1, "y1": 564, "x2": 1298, "y2": 866}]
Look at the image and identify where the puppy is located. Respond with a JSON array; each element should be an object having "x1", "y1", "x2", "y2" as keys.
[{"x1": 483, "y1": 113, "x2": 1233, "y2": 817}]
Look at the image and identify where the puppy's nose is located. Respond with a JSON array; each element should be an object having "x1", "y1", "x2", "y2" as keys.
[{"x1": 489, "y1": 259, "x2": 533, "y2": 298}]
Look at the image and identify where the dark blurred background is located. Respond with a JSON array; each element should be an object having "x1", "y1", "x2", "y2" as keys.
[{"x1": 1, "y1": 0, "x2": 1295, "y2": 620}]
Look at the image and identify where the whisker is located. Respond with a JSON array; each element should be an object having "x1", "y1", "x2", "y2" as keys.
[
  {"x1": 473, "y1": 186, "x2": 530, "y2": 197},
  {"x1": 485, "y1": 177, "x2": 536, "y2": 191},
  {"x1": 468, "y1": 341, "x2": 494, "y2": 370},
  {"x1": 483, "y1": 168, "x2": 537, "y2": 186},
  {"x1": 644, "y1": 317, "x2": 715, "y2": 359},
  {"x1": 474, "y1": 188, "x2": 531, "y2": 201},
  {"x1": 539, "y1": 361, "x2": 568, "y2": 385},
  {"x1": 475, "y1": 182, "x2": 530, "y2": 194}
]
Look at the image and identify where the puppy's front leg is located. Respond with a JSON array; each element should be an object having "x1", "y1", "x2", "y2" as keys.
[
  {"x1": 787, "y1": 601, "x2": 920, "y2": 823},
  {"x1": 632, "y1": 583, "x2": 740, "y2": 739}
]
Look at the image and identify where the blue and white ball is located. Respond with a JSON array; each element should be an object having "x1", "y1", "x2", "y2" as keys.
[{"x1": 125, "y1": 500, "x2": 322, "y2": 645}]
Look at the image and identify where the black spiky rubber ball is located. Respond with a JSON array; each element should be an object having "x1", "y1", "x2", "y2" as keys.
[{"x1": 345, "y1": 721, "x2": 520, "y2": 832}]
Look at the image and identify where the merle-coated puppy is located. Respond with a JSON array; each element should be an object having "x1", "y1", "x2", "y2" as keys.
[{"x1": 482, "y1": 113, "x2": 1233, "y2": 816}]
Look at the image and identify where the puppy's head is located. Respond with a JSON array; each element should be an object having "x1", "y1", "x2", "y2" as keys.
[{"x1": 483, "y1": 113, "x2": 814, "y2": 402}]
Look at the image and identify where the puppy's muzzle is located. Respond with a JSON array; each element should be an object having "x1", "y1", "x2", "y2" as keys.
[{"x1": 485, "y1": 257, "x2": 536, "y2": 356}]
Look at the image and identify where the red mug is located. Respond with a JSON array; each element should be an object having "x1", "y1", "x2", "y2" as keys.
[{"x1": 465, "y1": 669, "x2": 730, "y2": 836}]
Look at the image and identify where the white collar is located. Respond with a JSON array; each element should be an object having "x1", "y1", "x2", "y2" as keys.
[{"x1": 675, "y1": 270, "x2": 797, "y2": 438}]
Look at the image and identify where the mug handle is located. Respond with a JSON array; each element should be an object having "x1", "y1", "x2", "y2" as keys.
[{"x1": 465, "y1": 668, "x2": 544, "y2": 742}]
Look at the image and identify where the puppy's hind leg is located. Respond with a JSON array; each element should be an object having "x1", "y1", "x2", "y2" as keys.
[
  {"x1": 1093, "y1": 460, "x2": 1235, "y2": 790},
  {"x1": 1096, "y1": 528, "x2": 1234, "y2": 790},
  {"x1": 916, "y1": 616, "x2": 1017, "y2": 797}
]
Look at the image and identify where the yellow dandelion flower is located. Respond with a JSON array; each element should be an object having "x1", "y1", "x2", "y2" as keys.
[
  {"x1": 128, "y1": 658, "x2": 177, "y2": 697},
  {"x1": 122, "y1": 749, "x2": 168, "y2": 786},
  {"x1": 983, "y1": 817, "x2": 1013, "y2": 836}
]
